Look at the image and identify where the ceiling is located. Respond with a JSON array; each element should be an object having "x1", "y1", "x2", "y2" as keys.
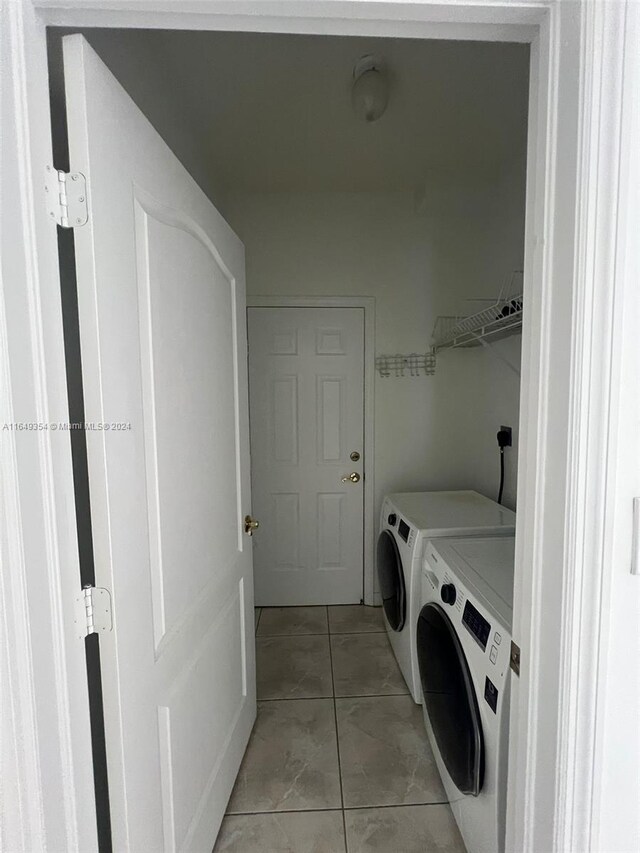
[{"x1": 62, "y1": 29, "x2": 530, "y2": 194}]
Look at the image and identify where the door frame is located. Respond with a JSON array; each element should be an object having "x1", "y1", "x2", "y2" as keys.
[
  {"x1": 247, "y1": 296, "x2": 376, "y2": 605},
  {"x1": 4, "y1": 2, "x2": 639, "y2": 852}
]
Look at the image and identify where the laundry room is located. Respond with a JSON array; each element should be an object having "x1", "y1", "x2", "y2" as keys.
[{"x1": 47, "y1": 25, "x2": 528, "y2": 853}]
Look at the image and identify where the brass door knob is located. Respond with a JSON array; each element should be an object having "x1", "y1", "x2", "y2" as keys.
[
  {"x1": 244, "y1": 515, "x2": 260, "y2": 535},
  {"x1": 341, "y1": 472, "x2": 361, "y2": 484}
]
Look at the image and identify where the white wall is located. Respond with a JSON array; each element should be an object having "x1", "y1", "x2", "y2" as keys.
[
  {"x1": 226, "y1": 167, "x2": 525, "y2": 527},
  {"x1": 428, "y1": 157, "x2": 526, "y2": 511},
  {"x1": 431, "y1": 338, "x2": 521, "y2": 509},
  {"x1": 47, "y1": 28, "x2": 226, "y2": 209}
]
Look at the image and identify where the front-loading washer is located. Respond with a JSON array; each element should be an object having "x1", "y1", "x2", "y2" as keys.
[
  {"x1": 376, "y1": 491, "x2": 515, "y2": 703},
  {"x1": 417, "y1": 535, "x2": 515, "y2": 853}
]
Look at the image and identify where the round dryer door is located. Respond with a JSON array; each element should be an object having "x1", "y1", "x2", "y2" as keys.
[
  {"x1": 417, "y1": 602, "x2": 484, "y2": 796},
  {"x1": 376, "y1": 530, "x2": 406, "y2": 631}
]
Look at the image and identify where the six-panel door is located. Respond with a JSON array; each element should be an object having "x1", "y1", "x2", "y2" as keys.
[{"x1": 248, "y1": 307, "x2": 365, "y2": 605}]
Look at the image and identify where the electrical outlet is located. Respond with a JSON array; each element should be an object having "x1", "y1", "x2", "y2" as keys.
[{"x1": 499, "y1": 425, "x2": 513, "y2": 447}]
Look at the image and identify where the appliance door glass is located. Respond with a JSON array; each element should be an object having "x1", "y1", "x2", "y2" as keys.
[
  {"x1": 417, "y1": 602, "x2": 484, "y2": 795},
  {"x1": 376, "y1": 530, "x2": 406, "y2": 631}
]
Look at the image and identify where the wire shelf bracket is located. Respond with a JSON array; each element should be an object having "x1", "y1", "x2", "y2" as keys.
[
  {"x1": 431, "y1": 271, "x2": 523, "y2": 376},
  {"x1": 375, "y1": 352, "x2": 436, "y2": 378}
]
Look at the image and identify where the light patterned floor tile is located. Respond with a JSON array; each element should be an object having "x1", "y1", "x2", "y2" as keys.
[
  {"x1": 336, "y1": 695, "x2": 445, "y2": 808},
  {"x1": 328, "y1": 605, "x2": 383, "y2": 634},
  {"x1": 214, "y1": 810, "x2": 346, "y2": 853},
  {"x1": 227, "y1": 699, "x2": 341, "y2": 814},
  {"x1": 257, "y1": 606, "x2": 328, "y2": 636},
  {"x1": 257, "y1": 635, "x2": 332, "y2": 699},
  {"x1": 344, "y1": 804, "x2": 465, "y2": 853},
  {"x1": 330, "y1": 633, "x2": 408, "y2": 697}
]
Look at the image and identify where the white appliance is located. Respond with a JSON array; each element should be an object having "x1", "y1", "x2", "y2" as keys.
[
  {"x1": 417, "y1": 536, "x2": 515, "y2": 853},
  {"x1": 376, "y1": 491, "x2": 515, "y2": 703}
]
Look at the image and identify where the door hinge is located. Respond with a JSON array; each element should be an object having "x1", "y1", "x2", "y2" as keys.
[
  {"x1": 75, "y1": 585, "x2": 112, "y2": 640},
  {"x1": 45, "y1": 165, "x2": 88, "y2": 228},
  {"x1": 510, "y1": 640, "x2": 521, "y2": 677}
]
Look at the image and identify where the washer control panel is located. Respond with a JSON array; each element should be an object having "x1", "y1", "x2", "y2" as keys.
[
  {"x1": 462, "y1": 600, "x2": 491, "y2": 651},
  {"x1": 397, "y1": 518, "x2": 415, "y2": 547}
]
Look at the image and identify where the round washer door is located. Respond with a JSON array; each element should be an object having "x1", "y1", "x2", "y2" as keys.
[
  {"x1": 376, "y1": 529, "x2": 406, "y2": 631},
  {"x1": 417, "y1": 602, "x2": 484, "y2": 796}
]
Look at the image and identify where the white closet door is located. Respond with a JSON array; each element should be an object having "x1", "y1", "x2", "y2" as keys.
[
  {"x1": 64, "y1": 35, "x2": 256, "y2": 852},
  {"x1": 248, "y1": 307, "x2": 364, "y2": 605}
]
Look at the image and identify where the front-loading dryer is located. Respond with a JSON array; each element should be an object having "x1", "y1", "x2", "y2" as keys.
[
  {"x1": 417, "y1": 535, "x2": 515, "y2": 853},
  {"x1": 377, "y1": 491, "x2": 515, "y2": 703}
]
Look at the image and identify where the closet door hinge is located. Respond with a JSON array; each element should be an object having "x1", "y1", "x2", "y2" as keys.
[
  {"x1": 45, "y1": 165, "x2": 88, "y2": 228},
  {"x1": 75, "y1": 585, "x2": 112, "y2": 640}
]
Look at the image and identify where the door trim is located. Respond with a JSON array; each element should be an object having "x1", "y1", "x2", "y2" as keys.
[{"x1": 247, "y1": 296, "x2": 375, "y2": 605}]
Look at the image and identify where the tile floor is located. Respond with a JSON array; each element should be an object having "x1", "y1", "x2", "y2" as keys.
[{"x1": 213, "y1": 605, "x2": 466, "y2": 853}]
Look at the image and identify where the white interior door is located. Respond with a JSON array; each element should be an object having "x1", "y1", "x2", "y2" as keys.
[
  {"x1": 248, "y1": 307, "x2": 364, "y2": 606},
  {"x1": 64, "y1": 35, "x2": 256, "y2": 852}
]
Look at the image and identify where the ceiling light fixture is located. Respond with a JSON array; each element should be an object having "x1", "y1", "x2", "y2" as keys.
[{"x1": 351, "y1": 55, "x2": 389, "y2": 123}]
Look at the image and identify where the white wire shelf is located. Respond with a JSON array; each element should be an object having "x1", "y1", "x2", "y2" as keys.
[
  {"x1": 432, "y1": 271, "x2": 523, "y2": 352},
  {"x1": 375, "y1": 352, "x2": 436, "y2": 378}
]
